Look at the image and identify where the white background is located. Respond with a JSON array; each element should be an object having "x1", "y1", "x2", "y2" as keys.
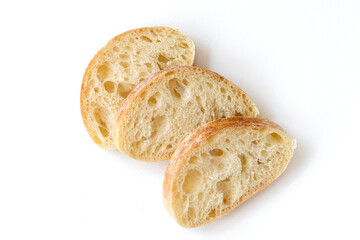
[{"x1": 1, "y1": 0, "x2": 359, "y2": 239}]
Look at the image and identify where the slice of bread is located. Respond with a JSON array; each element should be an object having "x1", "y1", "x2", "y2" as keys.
[
  {"x1": 163, "y1": 117, "x2": 296, "y2": 228},
  {"x1": 80, "y1": 27, "x2": 195, "y2": 149},
  {"x1": 113, "y1": 66, "x2": 259, "y2": 161}
]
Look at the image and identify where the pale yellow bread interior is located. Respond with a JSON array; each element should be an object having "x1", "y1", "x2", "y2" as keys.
[
  {"x1": 114, "y1": 67, "x2": 259, "y2": 161},
  {"x1": 163, "y1": 118, "x2": 295, "y2": 228}
]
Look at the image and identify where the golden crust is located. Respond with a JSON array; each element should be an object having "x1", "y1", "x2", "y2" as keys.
[
  {"x1": 113, "y1": 66, "x2": 259, "y2": 161},
  {"x1": 80, "y1": 27, "x2": 195, "y2": 149},
  {"x1": 163, "y1": 117, "x2": 289, "y2": 228}
]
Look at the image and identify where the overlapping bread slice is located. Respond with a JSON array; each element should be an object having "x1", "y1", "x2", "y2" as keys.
[
  {"x1": 163, "y1": 117, "x2": 296, "y2": 228},
  {"x1": 81, "y1": 27, "x2": 195, "y2": 149},
  {"x1": 113, "y1": 66, "x2": 259, "y2": 161}
]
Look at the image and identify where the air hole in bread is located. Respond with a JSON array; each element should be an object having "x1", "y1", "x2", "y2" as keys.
[
  {"x1": 93, "y1": 136, "x2": 102, "y2": 145},
  {"x1": 183, "y1": 169, "x2": 202, "y2": 194},
  {"x1": 117, "y1": 83, "x2": 134, "y2": 98},
  {"x1": 113, "y1": 46, "x2": 120, "y2": 52},
  {"x1": 103, "y1": 81, "x2": 115, "y2": 93},
  {"x1": 93, "y1": 108, "x2": 107, "y2": 127},
  {"x1": 207, "y1": 82, "x2": 213, "y2": 88},
  {"x1": 98, "y1": 126, "x2": 109, "y2": 137},
  {"x1": 119, "y1": 61, "x2": 130, "y2": 68},
  {"x1": 145, "y1": 63, "x2": 152, "y2": 68},
  {"x1": 238, "y1": 154, "x2": 248, "y2": 174},
  {"x1": 156, "y1": 39, "x2": 161, "y2": 42},
  {"x1": 251, "y1": 140, "x2": 258, "y2": 146},
  {"x1": 153, "y1": 143, "x2": 163, "y2": 153},
  {"x1": 179, "y1": 42, "x2": 189, "y2": 49},
  {"x1": 267, "y1": 133, "x2": 284, "y2": 144},
  {"x1": 242, "y1": 95, "x2": 248, "y2": 104},
  {"x1": 158, "y1": 54, "x2": 169, "y2": 63},
  {"x1": 209, "y1": 149, "x2": 224, "y2": 157},
  {"x1": 253, "y1": 172, "x2": 259, "y2": 181},
  {"x1": 140, "y1": 36, "x2": 152, "y2": 42},
  {"x1": 235, "y1": 112, "x2": 243, "y2": 117},
  {"x1": 148, "y1": 97, "x2": 157, "y2": 105},
  {"x1": 189, "y1": 156, "x2": 200, "y2": 164},
  {"x1": 94, "y1": 87, "x2": 99, "y2": 93},
  {"x1": 149, "y1": 29, "x2": 157, "y2": 35},
  {"x1": 220, "y1": 87, "x2": 226, "y2": 93},
  {"x1": 227, "y1": 95, "x2": 231, "y2": 101},
  {"x1": 195, "y1": 96, "x2": 205, "y2": 113},
  {"x1": 207, "y1": 134, "x2": 220, "y2": 144},
  {"x1": 148, "y1": 92, "x2": 160, "y2": 106},
  {"x1": 257, "y1": 159, "x2": 264, "y2": 165},
  {"x1": 150, "y1": 115, "x2": 167, "y2": 139},
  {"x1": 216, "y1": 178, "x2": 233, "y2": 205},
  {"x1": 157, "y1": 63, "x2": 163, "y2": 70},
  {"x1": 208, "y1": 208, "x2": 216, "y2": 218},
  {"x1": 96, "y1": 64, "x2": 112, "y2": 82},
  {"x1": 182, "y1": 79, "x2": 189, "y2": 86},
  {"x1": 225, "y1": 138, "x2": 230, "y2": 143},
  {"x1": 157, "y1": 54, "x2": 169, "y2": 70},
  {"x1": 181, "y1": 55, "x2": 186, "y2": 60},
  {"x1": 169, "y1": 78, "x2": 185, "y2": 100},
  {"x1": 195, "y1": 96, "x2": 201, "y2": 104},
  {"x1": 119, "y1": 54, "x2": 129, "y2": 60},
  {"x1": 167, "y1": 144, "x2": 172, "y2": 149}
]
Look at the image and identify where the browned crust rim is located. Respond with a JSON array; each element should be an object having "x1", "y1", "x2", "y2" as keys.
[{"x1": 163, "y1": 117, "x2": 288, "y2": 228}]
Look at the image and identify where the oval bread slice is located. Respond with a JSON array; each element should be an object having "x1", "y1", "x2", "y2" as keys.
[
  {"x1": 80, "y1": 27, "x2": 195, "y2": 149},
  {"x1": 113, "y1": 66, "x2": 259, "y2": 161},
  {"x1": 163, "y1": 117, "x2": 295, "y2": 228}
]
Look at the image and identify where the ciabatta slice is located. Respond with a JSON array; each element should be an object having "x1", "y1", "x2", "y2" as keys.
[
  {"x1": 81, "y1": 27, "x2": 195, "y2": 149},
  {"x1": 163, "y1": 117, "x2": 295, "y2": 228},
  {"x1": 113, "y1": 66, "x2": 259, "y2": 161}
]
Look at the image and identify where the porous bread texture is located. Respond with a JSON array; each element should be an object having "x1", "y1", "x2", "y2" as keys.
[
  {"x1": 163, "y1": 118, "x2": 295, "y2": 228},
  {"x1": 80, "y1": 27, "x2": 195, "y2": 149},
  {"x1": 114, "y1": 66, "x2": 259, "y2": 161}
]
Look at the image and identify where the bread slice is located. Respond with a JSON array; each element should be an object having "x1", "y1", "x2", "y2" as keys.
[
  {"x1": 80, "y1": 27, "x2": 195, "y2": 149},
  {"x1": 163, "y1": 117, "x2": 295, "y2": 228},
  {"x1": 113, "y1": 66, "x2": 259, "y2": 161}
]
